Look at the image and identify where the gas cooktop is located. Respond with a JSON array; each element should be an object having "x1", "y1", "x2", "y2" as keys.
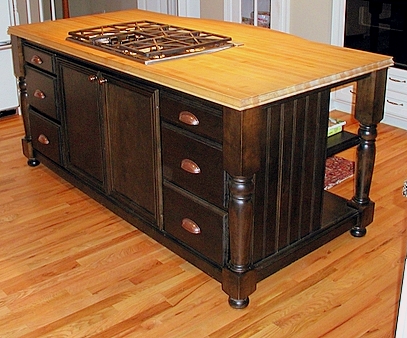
[{"x1": 67, "y1": 20, "x2": 234, "y2": 65}]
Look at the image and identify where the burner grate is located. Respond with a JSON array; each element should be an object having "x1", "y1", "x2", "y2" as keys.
[{"x1": 67, "y1": 20, "x2": 234, "y2": 64}]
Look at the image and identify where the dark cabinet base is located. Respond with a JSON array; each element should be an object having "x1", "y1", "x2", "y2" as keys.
[{"x1": 14, "y1": 40, "x2": 386, "y2": 309}]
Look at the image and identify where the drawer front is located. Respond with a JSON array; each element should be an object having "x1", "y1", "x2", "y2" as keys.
[
  {"x1": 385, "y1": 91, "x2": 407, "y2": 119},
  {"x1": 162, "y1": 126, "x2": 224, "y2": 208},
  {"x1": 24, "y1": 45, "x2": 54, "y2": 73},
  {"x1": 160, "y1": 92, "x2": 223, "y2": 143},
  {"x1": 387, "y1": 68, "x2": 407, "y2": 95},
  {"x1": 26, "y1": 66, "x2": 58, "y2": 120},
  {"x1": 29, "y1": 109, "x2": 61, "y2": 164},
  {"x1": 163, "y1": 185, "x2": 227, "y2": 266}
]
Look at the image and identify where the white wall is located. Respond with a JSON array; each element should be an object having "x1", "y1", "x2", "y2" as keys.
[
  {"x1": 66, "y1": 0, "x2": 137, "y2": 17},
  {"x1": 200, "y1": 0, "x2": 223, "y2": 21},
  {"x1": 290, "y1": 0, "x2": 333, "y2": 44}
]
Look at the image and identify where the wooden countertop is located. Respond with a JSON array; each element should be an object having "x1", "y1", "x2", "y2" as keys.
[{"x1": 8, "y1": 9, "x2": 393, "y2": 111}]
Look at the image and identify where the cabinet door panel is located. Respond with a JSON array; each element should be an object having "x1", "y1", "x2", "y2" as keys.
[
  {"x1": 60, "y1": 62, "x2": 105, "y2": 188},
  {"x1": 106, "y1": 78, "x2": 161, "y2": 223}
]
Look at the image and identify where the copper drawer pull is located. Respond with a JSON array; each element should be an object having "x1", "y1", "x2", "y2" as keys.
[
  {"x1": 38, "y1": 134, "x2": 49, "y2": 145},
  {"x1": 179, "y1": 111, "x2": 199, "y2": 126},
  {"x1": 181, "y1": 159, "x2": 201, "y2": 174},
  {"x1": 31, "y1": 55, "x2": 43, "y2": 65},
  {"x1": 181, "y1": 218, "x2": 201, "y2": 234},
  {"x1": 33, "y1": 89, "x2": 46, "y2": 99}
]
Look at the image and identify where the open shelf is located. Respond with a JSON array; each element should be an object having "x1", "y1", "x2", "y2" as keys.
[{"x1": 327, "y1": 130, "x2": 360, "y2": 157}]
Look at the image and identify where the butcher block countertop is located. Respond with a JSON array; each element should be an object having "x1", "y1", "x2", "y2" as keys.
[{"x1": 8, "y1": 9, "x2": 393, "y2": 110}]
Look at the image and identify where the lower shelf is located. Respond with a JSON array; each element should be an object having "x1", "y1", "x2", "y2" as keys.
[
  {"x1": 255, "y1": 192, "x2": 360, "y2": 281},
  {"x1": 327, "y1": 131, "x2": 360, "y2": 157}
]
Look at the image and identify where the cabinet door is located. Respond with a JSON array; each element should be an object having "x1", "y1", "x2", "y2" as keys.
[
  {"x1": 59, "y1": 62, "x2": 106, "y2": 189},
  {"x1": 105, "y1": 76, "x2": 162, "y2": 226}
]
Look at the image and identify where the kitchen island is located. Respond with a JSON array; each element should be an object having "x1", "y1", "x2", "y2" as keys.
[{"x1": 9, "y1": 9, "x2": 393, "y2": 308}]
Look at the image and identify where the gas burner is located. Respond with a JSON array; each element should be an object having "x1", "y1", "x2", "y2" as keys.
[{"x1": 67, "y1": 20, "x2": 234, "y2": 64}]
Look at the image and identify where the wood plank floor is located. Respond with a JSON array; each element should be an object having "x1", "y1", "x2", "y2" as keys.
[{"x1": 0, "y1": 113, "x2": 406, "y2": 337}]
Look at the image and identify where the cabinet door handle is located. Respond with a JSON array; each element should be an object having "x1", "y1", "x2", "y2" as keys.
[
  {"x1": 88, "y1": 74, "x2": 107, "y2": 85},
  {"x1": 38, "y1": 134, "x2": 50, "y2": 145},
  {"x1": 31, "y1": 55, "x2": 43, "y2": 65},
  {"x1": 181, "y1": 159, "x2": 201, "y2": 174},
  {"x1": 389, "y1": 77, "x2": 406, "y2": 84},
  {"x1": 98, "y1": 77, "x2": 107, "y2": 85},
  {"x1": 181, "y1": 218, "x2": 201, "y2": 234},
  {"x1": 33, "y1": 89, "x2": 46, "y2": 99},
  {"x1": 179, "y1": 111, "x2": 199, "y2": 126},
  {"x1": 387, "y1": 99, "x2": 404, "y2": 107},
  {"x1": 88, "y1": 74, "x2": 98, "y2": 82}
]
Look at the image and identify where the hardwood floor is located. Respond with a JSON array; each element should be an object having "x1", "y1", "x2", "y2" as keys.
[{"x1": 0, "y1": 113, "x2": 406, "y2": 337}]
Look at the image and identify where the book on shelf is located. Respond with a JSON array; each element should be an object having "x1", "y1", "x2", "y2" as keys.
[{"x1": 328, "y1": 117, "x2": 346, "y2": 137}]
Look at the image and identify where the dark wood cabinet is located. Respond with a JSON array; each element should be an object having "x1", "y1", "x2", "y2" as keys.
[
  {"x1": 20, "y1": 44, "x2": 61, "y2": 167},
  {"x1": 58, "y1": 59, "x2": 162, "y2": 226},
  {"x1": 11, "y1": 14, "x2": 390, "y2": 308}
]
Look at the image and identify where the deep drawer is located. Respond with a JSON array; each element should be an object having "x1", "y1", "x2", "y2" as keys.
[
  {"x1": 29, "y1": 109, "x2": 61, "y2": 164},
  {"x1": 24, "y1": 45, "x2": 55, "y2": 73},
  {"x1": 162, "y1": 126, "x2": 225, "y2": 208},
  {"x1": 160, "y1": 92, "x2": 223, "y2": 143},
  {"x1": 163, "y1": 184, "x2": 227, "y2": 266},
  {"x1": 26, "y1": 65, "x2": 58, "y2": 120}
]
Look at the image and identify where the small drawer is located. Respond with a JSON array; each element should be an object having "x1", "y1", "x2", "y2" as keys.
[
  {"x1": 29, "y1": 109, "x2": 61, "y2": 164},
  {"x1": 26, "y1": 65, "x2": 58, "y2": 120},
  {"x1": 163, "y1": 184, "x2": 227, "y2": 266},
  {"x1": 385, "y1": 91, "x2": 407, "y2": 119},
  {"x1": 162, "y1": 126, "x2": 225, "y2": 208},
  {"x1": 24, "y1": 45, "x2": 54, "y2": 73},
  {"x1": 387, "y1": 68, "x2": 407, "y2": 95},
  {"x1": 160, "y1": 92, "x2": 223, "y2": 143}
]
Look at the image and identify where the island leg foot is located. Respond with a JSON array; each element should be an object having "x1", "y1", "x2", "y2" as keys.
[
  {"x1": 28, "y1": 158, "x2": 40, "y2": 167},
  {"x1": 228, "y1": 297, "x2": 249, "y2": 309},
  {"x1": 350, "y1": 226, "x2": 367, "y2": 238},
  {"x1": 22, "y1": 138, "x2": 40, "y2": 167}
]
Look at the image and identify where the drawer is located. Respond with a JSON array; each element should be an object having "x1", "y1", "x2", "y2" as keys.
[
  {"x1": 29, "y1": 109, "x2": 61, "y2": 164},
  {"x1": 160, "y1": 92, "x2": 223, "y2": 143},
  {"x1": 387, "y1": 68, "x2": 407, "y2": 95},
  {"x1": 163, "y1": 184, "x2": 227, "y2": 266},
  {"x1": 24, "y1": 45, "x2": 55, "y2": 73},
  {"x1": 162, "y1": 126, "x2": 225, "y2": 208},
  {"x1": 26, "y1": 65, "x2": 58, "y2": 120},
  {"x1": 385, "y1": 91, "x2": 407, "y2": 119},
  {"x1": 332, "y1": 83, "x2": 356, "y2": 104}
]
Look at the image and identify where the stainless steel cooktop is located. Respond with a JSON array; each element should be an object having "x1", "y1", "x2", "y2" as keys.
[{"x1": 67, "y1": 20, "x2": 234, "y2": 64}]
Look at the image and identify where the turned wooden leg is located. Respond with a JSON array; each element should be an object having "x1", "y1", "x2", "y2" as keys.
[
  {"x1": 222, "y1": 106, "x2": 265, "y2": 308},
  {"x1": 353, "y1": 123, "x2": 377, "y2": 206},
  {"x1": 222, "y1": 175, "x2": 257, "y2": 309},
  {"x1": 350, "y1": 69, "x2": 387, "y2": 236},
  {"x1": 350, "y1": 123, "x2": 377, "y2": 237}
]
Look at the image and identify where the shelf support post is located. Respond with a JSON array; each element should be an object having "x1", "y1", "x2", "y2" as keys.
[{"x1": 350, "y1": 69, "x2": 388, "y2": 236}]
